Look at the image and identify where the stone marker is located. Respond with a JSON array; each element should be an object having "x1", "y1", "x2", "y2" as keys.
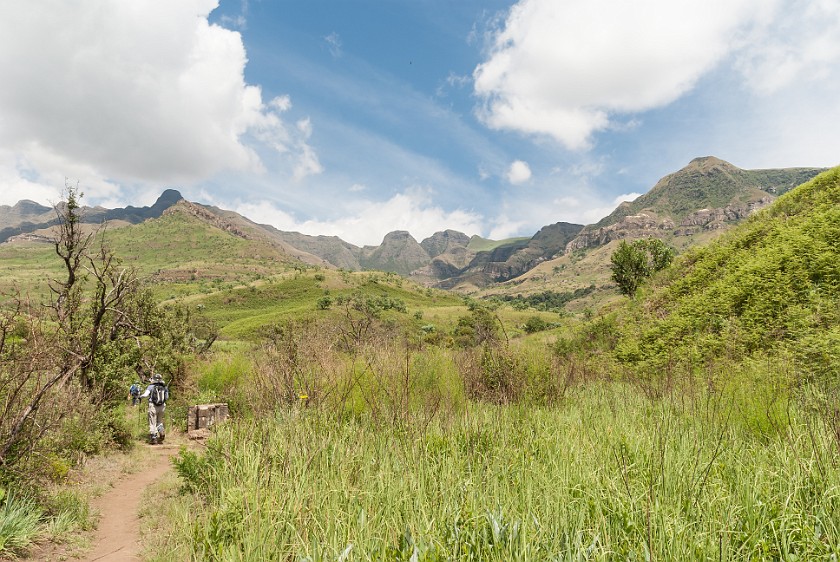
[{"x1": 187, "y1": 403, "x2": 229, "y2": 439}]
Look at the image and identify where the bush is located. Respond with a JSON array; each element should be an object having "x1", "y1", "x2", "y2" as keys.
[{"x1": 523, "y1": 316, "x2": 549, "y2": 334}]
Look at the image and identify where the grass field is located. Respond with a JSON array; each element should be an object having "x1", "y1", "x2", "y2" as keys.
[{"x1": 160, "y1": 380, "x2": 840, "y2": 561}]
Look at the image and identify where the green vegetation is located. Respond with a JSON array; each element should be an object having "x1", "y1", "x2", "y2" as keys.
[
  {"x1": 491, "y1": 286, "x2": 597, "y2": 312},
  {"x1": 466, "y1": 236, "x2": 529, "y2": 252},
  {"x1": 2, "y1": 167, "x2": 838, "y2": 559},
  {"x1": 0, "y1": 492, "x2": 41, "y2": 555},
  {"x1": 609, "y1": 167, "x2": 839, "y2": 376},
  {"x1": 609, "y1": 238, "x2": 674, "y2": 297},
  {"x1": 161, "y1": 386, "x2": 839, "y2": 560}
]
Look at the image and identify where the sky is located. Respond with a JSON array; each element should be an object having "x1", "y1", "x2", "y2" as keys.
[{"x1": 0, "y1": 0, "x2": 838, "y2": 246}]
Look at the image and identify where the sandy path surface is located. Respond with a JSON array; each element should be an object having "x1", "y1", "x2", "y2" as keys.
[{"x1": 83, "y1": 443, "x2": 179, "y2": 562}]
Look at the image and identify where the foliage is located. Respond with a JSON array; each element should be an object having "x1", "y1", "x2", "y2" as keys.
[
  {"x1": 615, "y1": 167, "x2": 839, "y2": 375},
  {"x1": 0, "y1": 492, "x2": 41, "y2": 555},
  {"x1": 492, "y1": 286, "x2": 596, "y2": 312},
  {"x1": 610, "y1": 238, "x2": 674, "y2": 296},
  {"x1": 453, "y1": 304, "x2": 503, "y2": 347},
  {"x1": 0, "y1": 186, "x2": 212, "y2": 483},
  {"x1": 522, "y1": 316, "x2": 549, "y2": 334},
  {"x1": 161, "y1": 384, "x2": 840, "y2": 561}
]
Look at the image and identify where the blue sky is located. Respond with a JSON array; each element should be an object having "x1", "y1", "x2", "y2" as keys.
[{"x1": 1, "y1": 0, "x2": 838, "y2": 245}]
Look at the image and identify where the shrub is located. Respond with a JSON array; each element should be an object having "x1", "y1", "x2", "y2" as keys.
[{"x1": 523, "y1": 316, "x2": 549, "y2": 334}]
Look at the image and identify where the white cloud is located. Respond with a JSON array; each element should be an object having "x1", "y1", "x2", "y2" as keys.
[
  {"x1": 473, "y1": 0, "x2": 766, "y2": 149},
  {"x1": 293, "y1": 145, "x2": 324, "y2": 181},
  {"x1": 235, "y1": 189, "x2": 484, "y2": 247},
  {"x1": 488, "y1": 216, "x2": 528, "y2": 240},
  {"x1": 291, "y1": 118, "x2": 323, "y2": 180},
  {"x1": 325, "y1": 32, "x2": 343, "y2": 58},
  {"x1": 270, "y1": 96, "x2": 292, "y2": 112},
  {"x1": 613, "y1": 192, "x2": 641, "y2": 205},
  {"x1": 0, "y1": 1, "x2": 319, "y2": 203},
  {"x1": 506, "y1": 160, "x2": 532, "y2": 184},
  {"x1": 219, "y1": 0, "x2": 249, "y2": 31},
  {"x1": 736, "y1": 0, "x2": 840, "y2": 94}
]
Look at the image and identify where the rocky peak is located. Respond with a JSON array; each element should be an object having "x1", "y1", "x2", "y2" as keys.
[
  {"x1": 11, "y1": 200, "x2": 51, "y2": 215},
  {"x1": 151, "y1": 189, "x2": 183, "y2": 211},
  {"x1": 687, "y1": 156, "x2": 737, "y2": 173},
  {"x1": 360, "y1": 230, "x2": 431, "y2": 276},
  {"x1": 420, "y1": 230, "x2": 470, "y2": 258}
]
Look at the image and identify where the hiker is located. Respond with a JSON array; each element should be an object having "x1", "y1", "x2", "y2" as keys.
[
  {"x1": 129, "y1": 382, "x2": 141, "y2": 406},
  {"x1": 140, "y1": 373, "x2": 169, "y2": 444}
]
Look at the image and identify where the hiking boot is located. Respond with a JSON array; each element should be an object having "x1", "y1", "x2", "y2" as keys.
[
  {"x1": 158, "y1": 432, "x2": 165, "y2": 443},
  {"x1": 149, "y1": 434, "x2": 158, "y2": 445}
]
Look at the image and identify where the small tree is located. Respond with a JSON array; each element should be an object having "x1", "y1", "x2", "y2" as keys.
[
  {"x1": 0, "y1": 185, "x2": 215, "y2": 471},
  {"x1": 610, "y1": 238, "x2": 674, "y2": 297}
]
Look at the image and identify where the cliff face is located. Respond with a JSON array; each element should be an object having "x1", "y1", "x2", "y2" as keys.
[
  {"x1": 420, "y1": 230, "x2": 470, "y2": 258},
  {"x1": 421, "y1": 222, "x2": 584, "y2": 288},
  {"x1": 565, "y1": 213, "x2": 676, "y2": 252},
  {"x1": 360, "y1": 231, "x2": 431, "y2": 276}
]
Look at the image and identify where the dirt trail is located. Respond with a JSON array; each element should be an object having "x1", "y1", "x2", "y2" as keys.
[{"x1": 84, "y1": 443, "x2": 179, "y2": 562}]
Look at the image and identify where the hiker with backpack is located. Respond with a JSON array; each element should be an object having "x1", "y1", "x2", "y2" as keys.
[
  {"x1": 129, "y1": 382, "x2": 141, "y2": 406},
  {"x1": 139, "y1": 373, "x2": 169, "y2": 444}
]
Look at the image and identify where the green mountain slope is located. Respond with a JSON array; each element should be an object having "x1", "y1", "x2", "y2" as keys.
[
  {"x1": 567, "y1": 157, "x2": 826, "y2": 253},
  {"x1": 0, "y1": 204, "x2": 304, "y2": 297},
  {"x1": 614, "y1": 166, "x2": 840, "y2": 376},
  {"x1": 597, "y1": 156, "x2": 824, "y2": 227}
]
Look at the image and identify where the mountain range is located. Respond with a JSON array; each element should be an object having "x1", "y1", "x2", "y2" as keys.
[{"x1": 0, "y1": 157, "x2": 826, "y2": 289}]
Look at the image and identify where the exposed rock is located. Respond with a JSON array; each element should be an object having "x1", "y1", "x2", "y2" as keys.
[
  {"x1": 360, "y1": 230, "x2": 431, "y2": 276},
  {"x1": 420, "y1": 230, "x2": 470, "y2": 258},
  {"x1": 166, "y1": 200, "x2": 252, "y2": 240}
]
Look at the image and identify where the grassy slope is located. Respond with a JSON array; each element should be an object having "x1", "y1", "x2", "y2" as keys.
[
  {"x1": 593, "y1": 159, "x2": 825, "y2": 228},
  {"x1": 615, "y1": 166, "x2": 840, "y2": 373},
  {"x1": 466, "y1": 236, "x2": 529, "y2": 252},
  {"x1": 0, "y1": 209, "x2": 300, "y2": 299}
]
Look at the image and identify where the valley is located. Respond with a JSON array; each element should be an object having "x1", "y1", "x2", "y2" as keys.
[{"x1": 0, "y1": 160, "x2": 838, "y2": 560}]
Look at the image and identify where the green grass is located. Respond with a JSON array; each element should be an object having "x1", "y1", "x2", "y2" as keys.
[
  {"x1": 188, "y1": 271, "x2": 472, "y2": 340},
  {"x1": 466, "y1": 236, "x2": 530, "y2": 252},
  {"x1": 0, "y1": 493, "x2": 42, "y2": 556},
  {"x1": 162, "y1": 382, "x2": 840, "y2": 561}
]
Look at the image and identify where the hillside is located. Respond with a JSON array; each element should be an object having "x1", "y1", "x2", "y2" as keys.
[
  {"x1": 608, "y1": 165, "x2": 840, "y2": 377},
  {"x1": 0, "y1": 204, "x2": 304, "y2": 298},
  {"x1": 566, "y1": 157, "x2": 826, "y2": 252},
  {"x1": 1, "y1": 157, "x2": 826, "y2": 301}
]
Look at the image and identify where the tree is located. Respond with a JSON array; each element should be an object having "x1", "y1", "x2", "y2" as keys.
[
  {"x1": 0, "y1": 185, "x2": 215, "y2": 471},
  {"x1": 610, "y1": 238, "x2": 674, "y2": 297}
]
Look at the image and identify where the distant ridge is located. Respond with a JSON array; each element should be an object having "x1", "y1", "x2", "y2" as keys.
[
  {"x1": 566, "y1": 157, "x2": 826, "y2": 252},
  {"x1": 1, "y1": 157, "x2": 827, "y2": 289},
  {"x1": 0, "y1": 190, "x2": 185, "y2": 243}
]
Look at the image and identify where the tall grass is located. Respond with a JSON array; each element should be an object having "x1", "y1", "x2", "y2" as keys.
[
  {"x1": 0, "y1": 492, "x2": 41, "y2": 556},
  {"x1": 164, "y1": 382, "x2": 840, "y2": 561}
]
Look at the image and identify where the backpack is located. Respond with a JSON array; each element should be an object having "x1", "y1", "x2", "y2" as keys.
[{"x1": 150, "y1": 383, "x2": 168, "y2": 406}]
